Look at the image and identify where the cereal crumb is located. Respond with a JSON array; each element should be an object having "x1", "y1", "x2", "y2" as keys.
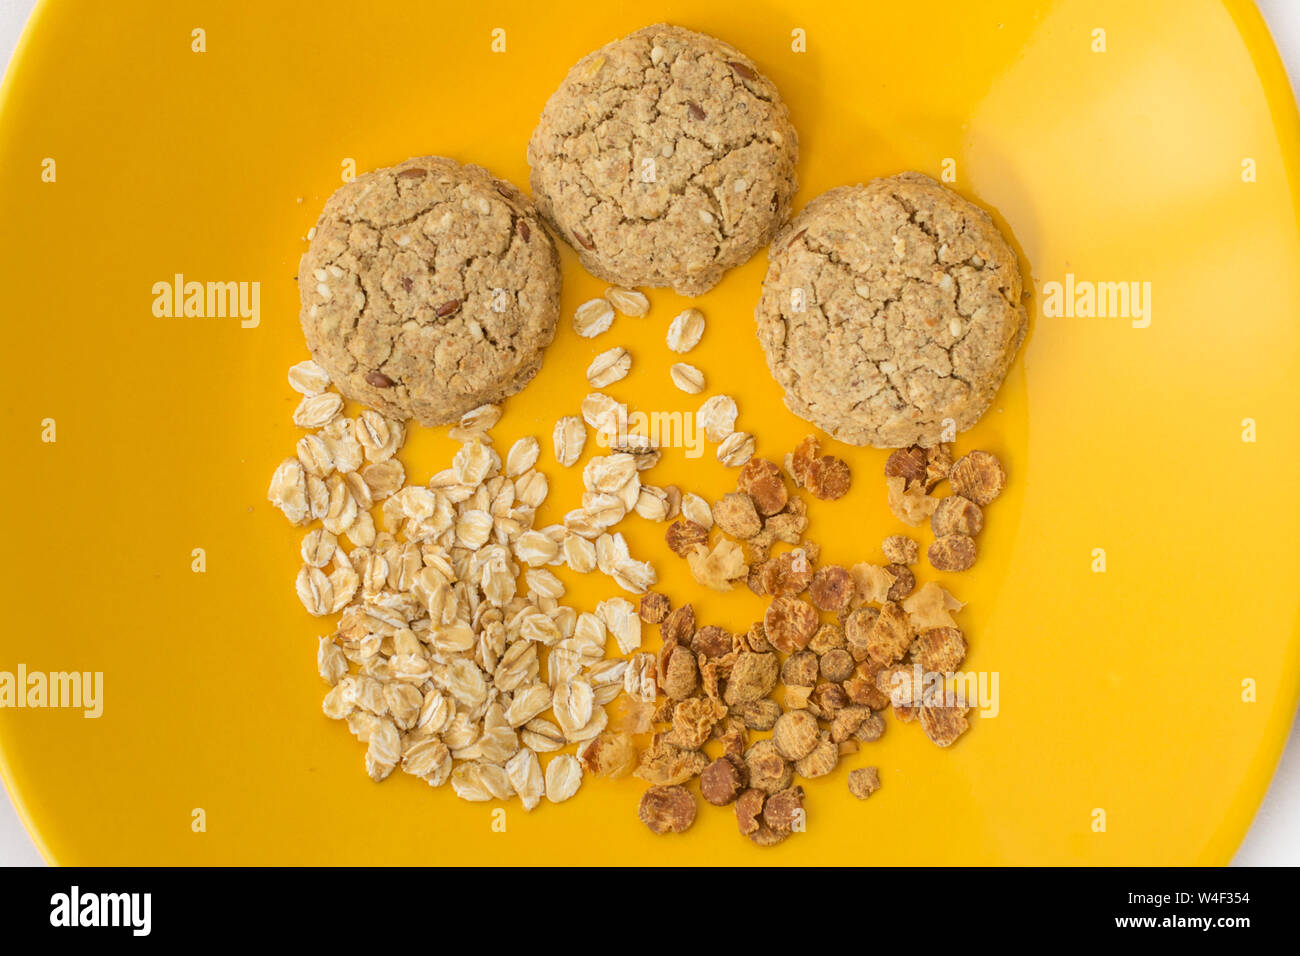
[
  {"x1": 700, "y1": 754, "x2": 748, "y2": 806},
  {"x1": 847, "y1": 766, "x2": 881, "y2": 799},
  {"x1": 713, "y1": 492, "x2": 762, "y2": 538},
  {"x1": 929, "y1": 533, "x2": 977, "y2": 572},
  {"x1": 886, "y1": 475, "x2": 939, "y2": 526},
  {"x1": 881, "y1": 534, "x2": 920, "y2": 565},
  {"x1": 806, "y1": 455, "x2": 852, "y2": 500},
  {"x1": 809, "y1": 564, "x2": 854, "y2": 612},
  {"x1": 737, "y1": 458, "x2": 788, "y2": 515},
  {"x1": 949, "y1": 450, "x2": 1006, "y2": 505},
  {"x1": 638, "y1": 785, "x2": 697, "y2": 833},
  {"x1": 578, "y1": 732, "x2": 637, "y2": 778},
  {"x1": 685, "y1": 538, "x2": 749, "y2": 591},
  {"x1": 665, "y1": 519, "x2": 709, "y2": 557},
  {"x1": 639, "y1": 591, "x2": 670, "y2": 624},
  {"x1": 931, "y1": 495, "x2": 983, "y2": 537}
]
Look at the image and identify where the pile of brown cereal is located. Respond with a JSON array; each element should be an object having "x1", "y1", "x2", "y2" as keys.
[{"x1": 618, "y1": 433, "x2": 1007, "y2": 845}]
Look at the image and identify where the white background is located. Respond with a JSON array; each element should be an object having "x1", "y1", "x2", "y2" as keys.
[{"x1": 0, "y1": 0, "x2": 1297, "y2": 866}]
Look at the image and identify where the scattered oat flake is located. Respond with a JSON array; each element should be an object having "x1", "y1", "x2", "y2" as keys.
[
  {"x1": 553, "y1": 416, "x2": 587, "y2": 467},
  {"x1": 717, "y1": 431, "x2": 755, "y2": 467},
  {"x1": 698, "y1": 394, "x2": 738, "y2": 443},
  {"x1": 293, "y1": 392, "x2": 343, "y2": 429},
  {"x1": 580, "y1": 392, "x2": 622, "y2": 437},
  {"x1": 680, "y1": 492, "x2": 713, "y2": 529},
  {"x1": 669, "y1": 363, "x2": 705, "y2": 394},
  {"x1": 287, "y1": 360, "x2": 330, "y2": 395},
  {"x1": 268, "y1": 458, "x2": 310, "y2": 525},
  {"x1": 545, "y1": 754, "x2": 584, "y2": 802},
  {"x1": 505, "y1": 436, "x2": 540, "y2": 477},
  {"x1": 666, "y1": 308, "x2": 705, "y2": 353},
  {"x1": 573, "y1": 298, "x2": 615, "y2": 337},
  {"x1": 586, "y1": 347, "x2": 631, "y2": 387},
  {"x1": 605, "y1": 286, "x2": 650, "y2": 317}
]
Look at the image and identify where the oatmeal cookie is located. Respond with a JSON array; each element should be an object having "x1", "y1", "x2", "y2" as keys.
[
  {"x1": 299, "y1": 156, "x2": 560, "y2": 426},
  {"x1": 527, "y1": 23, "x2": 798, "y2": 295},
  {"x1": 755, "y1": 173, "x2": 1027, "y2": 447}
]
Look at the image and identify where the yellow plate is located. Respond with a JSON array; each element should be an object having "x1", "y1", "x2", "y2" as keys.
[{"x1": 2, "y1": 0, "x2": 1298, "y2": 865}]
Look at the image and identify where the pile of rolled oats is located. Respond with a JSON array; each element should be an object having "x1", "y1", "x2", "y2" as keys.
[{"x1": 269, "y1": 359, "x2": 663, "y2": 808}]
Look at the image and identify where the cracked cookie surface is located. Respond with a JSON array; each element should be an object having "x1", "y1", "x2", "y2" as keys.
[
  {"x1": 755, "y1": 173, "x2": 1028, "y2": 448},
  {"x1": 299, "y1": 156, "x2": 560, "y2": 426},
  {"x1": 527, "y1": 23, "x2": 798, "y2": 296}
]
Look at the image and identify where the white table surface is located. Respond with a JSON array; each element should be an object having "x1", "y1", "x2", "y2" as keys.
[{"x1": 0, "y1": 0, "x2": 1296, "y2": 867}]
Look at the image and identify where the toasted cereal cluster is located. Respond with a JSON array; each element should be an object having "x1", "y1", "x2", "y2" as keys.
[
  {"x1": 881, "y1": 444, "x2": 1007, "y2": 573},
  {"x1": 633, "y1": 434, "x2": 985, "y2": 845}
]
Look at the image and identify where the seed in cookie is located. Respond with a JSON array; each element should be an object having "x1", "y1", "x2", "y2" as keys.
[
  {"x1": 929, "y1": 533, "x2": 977, "y2": 572},
  {"x1": 949, "y1": 450, "x2": 1007, "y2": 506},
  {"x1": 756, "y1": 173, "x2": 1028, "y2": 447},
  {"x1": 529, "y1": 24, "x2": 799, "y2": 295},
  {"x1": 298, "y1": 156, "x2": 559, "y2": 426}
]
